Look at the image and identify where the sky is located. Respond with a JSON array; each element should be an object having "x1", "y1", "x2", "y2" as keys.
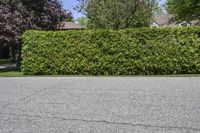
[{"x1": 61, "y1": 0, "x2": 167, "y2": 19}]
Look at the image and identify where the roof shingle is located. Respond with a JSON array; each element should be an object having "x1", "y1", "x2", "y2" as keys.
[{"x1": 57, "y1": 22, "x2": 84, "y2": 30}]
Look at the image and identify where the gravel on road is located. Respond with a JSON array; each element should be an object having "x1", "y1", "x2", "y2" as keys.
[{"x1": 0, "y1": 77, "x2": 200, "y2": 133}]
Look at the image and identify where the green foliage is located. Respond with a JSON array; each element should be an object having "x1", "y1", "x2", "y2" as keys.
[
  {"x1": 76, "y1": 0, "x2": 159, "y2": 29},
  {"x1": 76, "y1": 17, "x2": 89, "y2": 27},
  {"x1": 0, "y1": 59, "x2": 10, "y2": 65},
  {"x1": 21, "y1": 27, "x2": 200, "y2": 75},
  {"x1": 165, "y1": 0, "x2": 200, "y2": 21}
]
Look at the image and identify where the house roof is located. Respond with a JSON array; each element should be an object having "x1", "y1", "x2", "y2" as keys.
[
  {"x1": 191, "y1": 20, "x2": 200, "y2": 26},
  {"x1": 153, "y1": 14, "x2": 200, "y2": 27},
  {"x1": 153, "y1": 15, "x2": 174, "y2": 26},
  {"x1": 57, "y1": 22, "x2": 85, "y2": 30}
]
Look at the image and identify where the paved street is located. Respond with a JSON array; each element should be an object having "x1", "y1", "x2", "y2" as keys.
[{"x1": 0, "y1": 77, "x2": 200, "y2": 133}]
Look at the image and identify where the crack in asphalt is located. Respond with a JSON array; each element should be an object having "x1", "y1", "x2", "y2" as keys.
[
  {"x1": 1, "y1": 79, "x2": 85, "y2": 109},
  {"x1": 0, "y1": 112, "x2": 199, "y2": 131},
  {"x1": 1, "y1": 87, "x2": 51, "y2": 109},
  {"x1": 2, "y1": 85, "x2": 56, "y2": 108},
  {"x1": 1, "y1": 78, "x2": 200, "y2": 132},
  {"x1": 1, "y1": 79, "x2": 88, "y2": 109}
]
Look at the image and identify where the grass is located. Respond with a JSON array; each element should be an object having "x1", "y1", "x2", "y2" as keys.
[
  {"x1": 0, "y1": 59, "x2": 10, "y2": 65},
  {"x1": 0, "y1": 67, "x2": 200, "y2": 77},
  {"x1": 0, "y1": 59, "x2": 23, "y2": 77},
  {"x1": 0, "y1": 72, "x2": 200, "y2": 77},
  {"x1": 0, "y1": 68, "x2": 23, "y2": 77},
  {"x1": 0, "y1": 59, "x2": 22, "y2": 77}
]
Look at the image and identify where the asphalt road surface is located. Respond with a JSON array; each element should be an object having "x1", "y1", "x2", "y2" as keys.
[{"x1": 0, "y1": 77, "x2": 200, "y2": 133}]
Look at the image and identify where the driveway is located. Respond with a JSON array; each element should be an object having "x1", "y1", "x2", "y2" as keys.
[
  {"x1": 0, "y1": 64, "x2": 17, "y2": 70},
  {"x1": 0, "y1": 77, "x2": 200, "y2": 133}
]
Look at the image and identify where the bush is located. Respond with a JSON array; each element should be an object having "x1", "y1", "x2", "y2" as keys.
[
  {"x1": 0, "y1": 59, "x2": 10, "y2": 65},
  {"x1": 21, "y1": 27, "x2": 200, "y2": 75}
]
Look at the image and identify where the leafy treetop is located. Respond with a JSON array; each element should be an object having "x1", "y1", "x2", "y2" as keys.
[{"x1": 165, "y1": 0, "x2": 200, "y2": 21}]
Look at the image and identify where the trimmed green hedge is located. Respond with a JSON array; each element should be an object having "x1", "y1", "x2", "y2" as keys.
[{"x1": 21, "y1": 27, "x2": 200, "y2": 75}]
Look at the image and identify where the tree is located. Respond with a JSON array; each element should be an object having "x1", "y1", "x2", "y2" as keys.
[
  {"x1": 76, "y1": 0, "x2": 159, "y2": 29},
  {"x1": 76, "y1": 17, "x2": 89, "y2": 27},
  {"x1": 0, "y1": 0, "x2": 72, "y2": 65},
  {"x1": 165, "y1": 0, "x2": 200, "y2": 21},
  {"x1": 64, "y1": 11, "x2": 74, "y2": 22}
]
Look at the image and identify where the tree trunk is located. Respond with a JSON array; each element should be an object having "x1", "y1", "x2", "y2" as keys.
[
  {"x1": 0, "y1": 45, "x2": 2, "y2": 59},
  {"x1": 16, "y1": 43, "x2": 21, "y2": 68},
  {"x1": 10, "y1": 46, "x2": 16, "y2": 63}
]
